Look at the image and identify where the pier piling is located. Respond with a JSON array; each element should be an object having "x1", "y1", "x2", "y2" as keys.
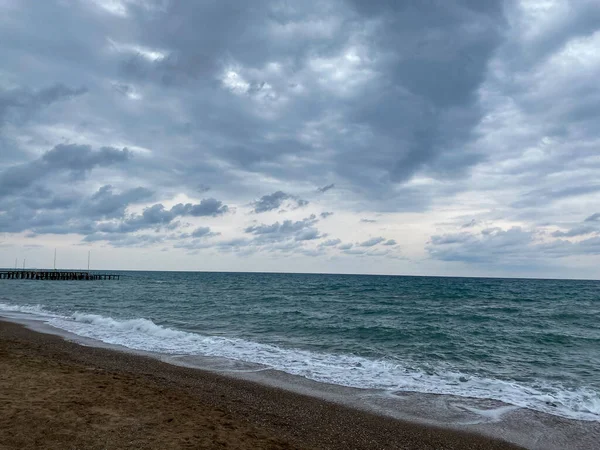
[{"x1": 0, "y1": 271, "x2": 120, "y2": 281}]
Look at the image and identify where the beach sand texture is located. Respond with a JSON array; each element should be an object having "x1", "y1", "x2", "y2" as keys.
[{"x1": 0, "y1": 321, "x2": 523, "y2": 449}]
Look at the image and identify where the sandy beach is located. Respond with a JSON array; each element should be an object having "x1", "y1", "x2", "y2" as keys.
[{"x1": 0, "y1": 320, "x2": 525, "y2": 450}]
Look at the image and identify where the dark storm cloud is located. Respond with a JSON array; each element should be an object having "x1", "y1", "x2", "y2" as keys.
[
  {"x1": 191, "y1": 226, "x2": 218, "y2": 238},
  {"x1": 241, "y1": 214, "x2": 326, "y2": 249},
  {"x1": 551, "y1": 214, "x2": 600, "y2": 238},
  {"x1": 551, "y1": 225, "x2": 599, "y2": 238},
  {"x1": 96, "y1": 199, "x2": 229, "y2": 235},
  {"x1": 0, "y1": 83, "x2": 87, "y2": 126},
  {"x1": 9, "y1": 185, "x2": 80, "y2": 211},
  {"x1": 42, "y1": 145, "x2": 132, "y2": 171},
  {"x1": 0, "y1": 182, "x2": 228, "y2": 240},
  {"x1": 383, "y1": 239, "x2": 397, "y2": 246},
  {"x1": 0, "y1": 207, "x2": 90, "y2": 235},
  {"x1": 345, "y1": 0, "x2": 504, "y2": 108},
  {"x1": 294, "y1": 228, "x2": 322, "y2": 241},
  {"x1": 251, "y1": 191, "x2": 308, "y2": 213},
  {"x1": 428, "y1": 225, "x2": 600, "y2": 265},
  {"x1": 252, "y1": 191, "x2": 288, "y2": 213},
  {"x1": 172, "y1": 198, "x2": 230, "y2": 217},
  {"x1": 337, "y1": 0, "x2": 505, "y2": 184},
  {"x1": 317, "y1": 184, "x2": 335, "y2": 193},
  {"x1": 0, "y1": 144, "x2": 131, "y2": 197},
  {"x1": 359, "y1": 237, "x2": 385, "y2": 247},
  {"x1": 512, "y1": 185, "x2": 600, "y2": 209},
  {"x1": 82, "y1": 185, "x2": 154, "y2": 219},
  {"x1": 245, "y1": 214, "x2": 319, "y2": 241},
  {"x1": 319, "y1": 238, "x2": 341, "y2": 247},
  {"x1": 428, "y1": 227, "x2": 537, "y2": 263},
  {"x1": 0, "y1": 0, "x2": 509, "y2": 216},
  {"x1": 174, "y1": 216, "x2": 328, "y2": 255},
  {"x1": 103, "y1": 0, "x2": 507, "y2": 202}
]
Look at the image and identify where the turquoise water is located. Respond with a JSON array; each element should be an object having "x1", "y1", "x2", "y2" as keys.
[{"x1": 1, "y1": 272, "x2": 599, "y2": 421}]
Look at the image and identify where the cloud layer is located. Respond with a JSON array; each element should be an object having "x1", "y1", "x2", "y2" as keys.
[{"x1": 1, "y1": 0, "x2": 599, "y2": 277}]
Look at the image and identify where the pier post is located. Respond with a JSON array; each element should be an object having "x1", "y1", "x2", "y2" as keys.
[{"x1": 0, "y1": 270, "x2": 118, "y2": 281}]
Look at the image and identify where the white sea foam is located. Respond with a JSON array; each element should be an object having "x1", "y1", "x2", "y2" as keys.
[
  {"x1": 450, "y1": 403, "x2": 521, "y2": 425},
  {"x1": 1, "y1": 302, "x2": 598, "y2": 422}
]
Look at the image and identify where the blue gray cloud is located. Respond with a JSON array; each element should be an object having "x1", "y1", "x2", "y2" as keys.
[
  {"x1": 0, "y1": 83, "x2": 87, "y2": 126},
  {"x1": 245, "y1": 215, "x2": 320, "y2": 243},
  {"x1": 317, "y1": 184, "x2": 335, "y2": 193},
  {"x1": 0, "y1": 144, "x2": 131, "y2": 197},
  {"x1": 359, "y1": 237, "x2": 386, "y2": 247},
  {"x1": 319, "y1": 239, "x2": 341, "y2": 248},
  {"x1": 82, "y1": 185, "x2": 154, "y2": 220},
  {"x1": 428, "y1": 226, "x2": 600, "y2": 266},
  {"x1": 251, "y1": 191, "x2": 308, "y2": 213}
]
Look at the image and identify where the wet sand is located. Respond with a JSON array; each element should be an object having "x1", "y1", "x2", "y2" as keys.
[{"x1": 0, "y1": 320, "x2": 523, "y2": 449}]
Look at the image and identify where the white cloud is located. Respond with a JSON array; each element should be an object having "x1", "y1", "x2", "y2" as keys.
[
  {"x1": 87, "y1": 0, "x2": 129, "y2": 17},
  {"x1": 107, "y1": 38, "x2": 167, "y2": 61},
  {"x1": 221, "y1": 70, "x2": 250, "y2": 94},
  {"x1": 308, "y1": 45, "x2": 378, "y2": 96}
]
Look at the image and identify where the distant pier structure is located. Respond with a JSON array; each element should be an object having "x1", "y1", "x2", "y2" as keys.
[{"x1": 0, "y1": 271, "x2": 120, "y2": 281}]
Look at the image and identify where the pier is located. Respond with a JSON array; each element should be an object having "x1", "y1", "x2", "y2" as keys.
[{"x1": 0, "y1": 271, "x2": 120, "y2": 281}]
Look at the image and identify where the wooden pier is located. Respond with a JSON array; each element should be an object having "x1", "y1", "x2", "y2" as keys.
[{"x1": 0, "y1": 271, "x2": 120, "y2": 281}]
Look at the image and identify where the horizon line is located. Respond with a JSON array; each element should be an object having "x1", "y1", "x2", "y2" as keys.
[{"x1": 1, "y1": 268, "x2": 598, "y2": 282}]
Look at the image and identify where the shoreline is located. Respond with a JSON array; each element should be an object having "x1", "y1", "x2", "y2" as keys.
[{"x1": 0, "y1": 319, "x2": 524, "y2": 449}]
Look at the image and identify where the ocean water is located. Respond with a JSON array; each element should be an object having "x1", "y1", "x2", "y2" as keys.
[{"x1": 1, "y1": 271, "x2": 599, "y2": 423}]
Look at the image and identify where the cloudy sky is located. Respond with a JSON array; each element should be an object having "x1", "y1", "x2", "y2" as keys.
[{"x1": 1, "y1": 0, "x2": 599, "y2": 278}]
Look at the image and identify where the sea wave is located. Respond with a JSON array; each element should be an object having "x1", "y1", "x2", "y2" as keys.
[
  {"x1": 1, "y1": 302, "x2": 599, "y2": 422},
  {"x1": 0, "y1": 302, "x2": 59, "y2": 317}
]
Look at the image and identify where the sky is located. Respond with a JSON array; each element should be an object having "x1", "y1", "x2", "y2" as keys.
[{"x1": 1, "y1": 0, "x2": 599, "y2": 279}]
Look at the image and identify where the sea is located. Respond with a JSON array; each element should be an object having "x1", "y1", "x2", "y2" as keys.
[{"x1": 1, "y1": 271, "x2": 599, "y2": 448}]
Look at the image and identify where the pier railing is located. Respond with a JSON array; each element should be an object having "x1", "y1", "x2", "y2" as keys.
[{"x1": 0, "y1": 271, "x2": 120, "y2": 281}]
